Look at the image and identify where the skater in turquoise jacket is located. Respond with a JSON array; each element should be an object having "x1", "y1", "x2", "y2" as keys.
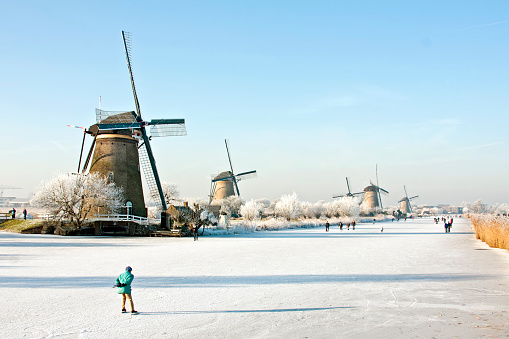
[{"x1": 116, "y1": 266, "x2": 137, "y2": 314}]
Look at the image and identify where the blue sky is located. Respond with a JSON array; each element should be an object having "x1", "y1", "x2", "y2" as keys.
[{"x1": 1, "y1": 1, "x2": 508, "y2": 206}]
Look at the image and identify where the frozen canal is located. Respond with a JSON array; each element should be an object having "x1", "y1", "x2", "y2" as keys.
[{"x1": 2, "y1": 217, "x2": 509, "y2": 338}]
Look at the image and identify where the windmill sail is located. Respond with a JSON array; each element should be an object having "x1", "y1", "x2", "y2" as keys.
[
  {"x1": 122, "y1": 30, "x2": 167, "y2": 211},
  {"x1": 333, "y1": 177, "x2": 364, "y2": 198},
  {"x1": 81, "y1": 137, "x2": 96, "y2": 173}
]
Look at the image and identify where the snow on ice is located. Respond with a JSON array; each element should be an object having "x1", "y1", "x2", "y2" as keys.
[{"x1": 2, "y1": 217, "x2": 509, "y2": 338}]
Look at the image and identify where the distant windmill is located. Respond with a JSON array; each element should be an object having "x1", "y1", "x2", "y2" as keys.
[
  {"x1": 78, "y1": 31, "x2": 186, "y2": 217},
  {"x1": 210, "y1": 139, "x2": 257, "y2": 204},
  {"x1": 398, "y1": 185, "x2": 419, "y2": 214},
  {"x1": 362, "y1": 165, "x2": 389, "y2": 210},
  {"x1": 333, "y1": 177, "x2": 364, "y2": 199}
]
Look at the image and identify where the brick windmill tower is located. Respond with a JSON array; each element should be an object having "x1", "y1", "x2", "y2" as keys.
[{"x1": 79, "y1": 31, "x2": 186, "y2": 217}]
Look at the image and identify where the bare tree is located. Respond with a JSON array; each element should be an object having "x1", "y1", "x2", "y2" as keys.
[
  {"x1": 30, "y1": 172, "x2": 124, "y2": 228},
  {"x1": 162, "y1": 182, "x2": 180, "y2": 206}
]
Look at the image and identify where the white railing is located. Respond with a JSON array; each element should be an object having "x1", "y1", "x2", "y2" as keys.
[{"x1": 94, "y1": 214, "x2": 150, "y2": 226}]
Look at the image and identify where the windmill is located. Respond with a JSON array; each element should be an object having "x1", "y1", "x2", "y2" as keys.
[
  {"x1": 398, "y1": 185, "x2": 418, "y2": 214},
  {"x1": 332, "y1": 177, "x2": 364, "y2": 200},
  {"x1": 78, "y1": 31, "x2": 186, "y2": 217},
  {"x1": 362, "y1": 165, "x2": 389, "y2": 210},
  {"x1": 209, "y1": 139, "x2": 257, "y2": 204}
]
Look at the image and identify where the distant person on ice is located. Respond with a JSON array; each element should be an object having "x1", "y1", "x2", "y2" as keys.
[
  {"x1": 23, "y1": 209, "x2": 27, "y2": 220},
  {"x1": 192, "y1": 223, "x2": 199, "y2": 241},
  {"x1": 11, "y1": 208, "x2": 16, "y2": 219},
  {"x1": 116, "y1": 266, "x2": 137, "y2": 314},
  {"x1": 325, "y1": 221, "x2": 329, "y2": 232},
  {"x1": 339, "y1": 221, "x2": 343, "y2": 231}
]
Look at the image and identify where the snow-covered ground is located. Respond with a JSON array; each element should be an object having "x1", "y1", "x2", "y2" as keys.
[{"x1": 2, "y1": 217, "x2": 509, "y2": 338}]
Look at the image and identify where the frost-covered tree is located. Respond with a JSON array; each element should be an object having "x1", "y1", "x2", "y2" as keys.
[
  {"x1": 30, "y1": 172, "x2": 124, "y2": 228},
  {"x1": 470, "y1": 199, "x2": 485, "y2": 213},
  {"x1": 162, "y1": 182, "x2": 180, "y2": 205},
  {"x1": 240, "y1": 199, "x2": 265, "y2": 221},
  {"x1": 301, "y1": 201, "x2": 325, "y2": 219},
  {"x1": 360, "y1": 202, "x2": 374, "y2": 216},
  {"x1": 337, "y1": 197, "x2": 360, "y2": 218},
  {"x1": 491, "y1": 203, "x2": 509, "y2": 215},
  {"x1": 255, "y1": 198, "x2": 271, "y2": 209},
  {"x1": 274, "y1": 192, "x2": 301, "y2": 220},
  {"x1": 323, "y1": 201, "x2": 339, "y2": 218},
  {"x1": 220, "y1": 196, "x2": 244, "y2": 217}
]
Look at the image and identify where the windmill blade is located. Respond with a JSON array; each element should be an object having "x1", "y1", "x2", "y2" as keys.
[
  {"x1": 375, "y1": 164, "x2": 383, "y2": 209},
  {"x1": 209, "y1": 179, "x2": 217, "y2": 204},
  {"x1": 77, "y1": 129, "x2": 87, "y2": 173},
  {"x1": 224, "y1": 139, "x2": 240, "y2": 196},
  {"x1": 346, "y1": 177, "x2": 351, "y2": 194},
  {"x1": 369, "y1": 181, "x2": 389, "y2": 195},
  {"x1": 332, "y1": 194, "x2": 346, "y2": 199},
  {"x1": 95, "y1": 109, "x2": 137, "y2": 124},
  {"x1": 149, "y1": 119, "x2": 187, "y2": 137},
  {"x1": 351, "y1": 192, "x2": 364, "y2": 196},
  {"x1": 235, "y1": 170, "x2": 257, "y2": 182},
  {"x1": 404, "y1": 185, "x2": 409, "y2": 199},
  {"x1": 138, "y1": 128, "x2": 167, "y2": 211},
  {"x1": 212, "y1": 175, "x2": 235, "y2": 183},
  {"x1": 67, "y1": 125, "x2": 89, "y2": 173},
  {"x1": 409, "y1": 195, "x2": 419, "y2": 200},
  {"x1": 122, "y1": 31, "x2": 142, "y2": 120},
  {"x1": 97, "y1": 122, "x2": 144, "y2": 131},
  {"x1": 81, "y1": 136, "x2": 96, "y2": 173}
]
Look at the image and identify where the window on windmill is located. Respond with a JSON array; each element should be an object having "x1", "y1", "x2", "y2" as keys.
[{"x1": 108, "y1": 172, "x2": 114, "y2": 182}]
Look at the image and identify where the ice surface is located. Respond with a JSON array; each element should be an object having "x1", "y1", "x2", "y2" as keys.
[{"x1": 2, "y1": 218, "x2": 509, "y2": 338}]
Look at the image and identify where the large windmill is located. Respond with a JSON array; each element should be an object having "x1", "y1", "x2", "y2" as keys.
[
  {"x1": 362, "y1": 165, "x2": 389, "y2": 210},
  {"x1": 79, "y1": 31, "x2": 186, "y2": 217},
  {"x1": 399, "y1": 185, "x2": 418, "y2": 214},
  {"x1": 332, "y1": 177, "x2": 364, "y2": 199},
  {"x1": 209, "y1": 140, "x2": 257, "y2": 204}
]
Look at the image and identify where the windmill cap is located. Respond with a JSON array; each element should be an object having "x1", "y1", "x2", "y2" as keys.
[{"x1": 126, "y1": 266, "x2": 132, "y2": 272}]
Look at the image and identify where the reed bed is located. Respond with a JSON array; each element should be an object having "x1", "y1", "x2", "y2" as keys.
[{"x1": 470, "y1": 214, "x2": 509, "y2": 250}]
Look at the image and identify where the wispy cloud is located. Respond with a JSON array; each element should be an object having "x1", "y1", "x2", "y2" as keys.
[
  {"x1": 452, "y1": 20, "x2": 508, "y2": 31},
  {"x1": 454, "y1": 141, "x2": 504, "y2": 152},
  {"x1": 51, "y1": 140, "x2": 67, "y2": 152},
  {"x1": 313, "y1": 85, "x2": 407, "y2": 111}
]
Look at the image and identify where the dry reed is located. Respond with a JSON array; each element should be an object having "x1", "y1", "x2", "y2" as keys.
[{"x1": 470, "y1": 214, "x2": 509, "y2": 250}]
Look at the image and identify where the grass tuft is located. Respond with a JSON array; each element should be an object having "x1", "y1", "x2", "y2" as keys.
[{"x1": 470, "y1": 214, "x2": 509, "y2": 251}]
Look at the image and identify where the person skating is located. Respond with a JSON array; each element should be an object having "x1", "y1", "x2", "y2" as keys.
[
  {"x1": 339, "y1": 222, "x2": 343, "y2": 231},
  {"x1": 116, "y1": 266, "x2": 137, "y2": 314},
  {"x1": 352, "y1": 220, "x2": 356, "y2": 230},
  {"x1": 325, "y1": 221, "x2": 330, "y2": 232}
]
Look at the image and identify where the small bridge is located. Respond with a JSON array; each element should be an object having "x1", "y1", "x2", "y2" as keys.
[{"x1": 94, "y1": 214, "x2": 150, "y2": 226}]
